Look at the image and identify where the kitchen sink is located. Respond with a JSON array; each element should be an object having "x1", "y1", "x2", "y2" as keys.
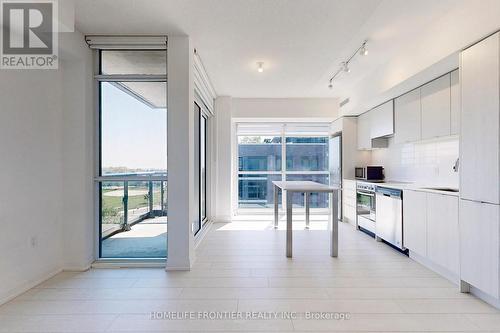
[{"x1": 421, "y1": 187, "x2": 459, "y2": 193}]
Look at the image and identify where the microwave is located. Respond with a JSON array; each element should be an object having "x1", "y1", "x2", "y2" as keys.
[{"x1": 355, "y1": 166, "x2": 385, "y2": 181}]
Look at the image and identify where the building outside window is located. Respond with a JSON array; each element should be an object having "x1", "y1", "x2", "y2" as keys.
[{"x1": 236, "y1": 123, "x2": 330, "y2": 212}]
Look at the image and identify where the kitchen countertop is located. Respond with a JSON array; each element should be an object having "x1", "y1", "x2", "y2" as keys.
[{"x1": 347, "y1": 179, "x2": 459, "y2": 196}]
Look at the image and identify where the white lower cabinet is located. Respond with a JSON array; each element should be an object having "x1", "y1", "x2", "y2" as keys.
[
  {"x1": 427, "y1": 194, "x2": 459, "y2": 275},
  {"x1": 342, "y1": 180, "x2": 357, "y2": 225},
  {"x1": 403, "y1": 190, "x2": 459, "y2": 279},
  {"x1": 460, "y1": 199, "x2": 500, "y2": 299},
  {"x1": 403, "y1": 190, "x2": 427, "y2": 257}
]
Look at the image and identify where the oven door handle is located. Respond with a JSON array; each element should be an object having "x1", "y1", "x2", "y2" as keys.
[{"x1": 357, "y1": 191, "x2": 375, "y2": 197}]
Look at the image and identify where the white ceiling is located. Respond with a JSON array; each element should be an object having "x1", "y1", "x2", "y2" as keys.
[
  {"x1": 74, "y1": 0, "x2": 500, "y2": 112},
  {"x1": 74, "y1": 0, "x2": 381, "y2": 98}
]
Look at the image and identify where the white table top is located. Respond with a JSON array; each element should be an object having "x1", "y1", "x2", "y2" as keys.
[{"x1": 272, "y1": 181, "x2": 339, "y2": 192}]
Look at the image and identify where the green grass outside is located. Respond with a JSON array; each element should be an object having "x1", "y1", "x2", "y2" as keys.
[{"x1": 101, "y1": 188, "x2": 164, "y2": 224}]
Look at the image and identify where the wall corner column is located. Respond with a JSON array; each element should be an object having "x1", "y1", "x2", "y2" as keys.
[{"x1": 166, "y1": 35, "x2": 196, "y2": 270}]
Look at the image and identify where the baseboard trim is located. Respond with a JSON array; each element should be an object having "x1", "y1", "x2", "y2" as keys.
[
  {"x1": 165, "y1": 265, "x2": 192, "y2": 271},
  {"x1": 469, "y1": 285, "x2": 500, "y2": 309},
  {"x1": 0, "y1": 267, "x2": 62, "y2": 306},
  {"x1": 194, "y1": 219, "x2": 213, "y2": 249},
  {"x1": 409, "y1": 251, "x2": 459, "y2": 286}
]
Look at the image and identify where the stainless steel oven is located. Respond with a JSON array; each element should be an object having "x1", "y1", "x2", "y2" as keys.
[{"x1": 356, "y1": 181, "x2": 376, "y2": 234}]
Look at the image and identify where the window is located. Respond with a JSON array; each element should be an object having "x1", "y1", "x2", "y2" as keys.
[
  {"x1": 193, "y1": 102, "x2": 209, "y2": 235},
  {"x1": 236, "y1": 123, "x2": 330, "y2": 211},
  {"x1": 97, "y1": 50, "x2": 167, "y2": 259}
]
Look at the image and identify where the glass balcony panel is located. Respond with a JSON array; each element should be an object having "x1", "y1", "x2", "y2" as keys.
[
  {"x1": 285, "y1": 174, "x2": 330, "y2": 208},
  {"x1": 238, "y1": 174, "x2": 282, "y2": 209}
]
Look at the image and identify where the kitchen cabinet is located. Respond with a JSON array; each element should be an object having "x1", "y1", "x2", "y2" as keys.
[
  {"x1": 450, "y1": 69, "x2": 460, "y2": 135},
  {"x1": 342, "y1": 179, "x2": 357, "y2": 224},
  {"x1": 460, "y1": 32, "x2": 500, "y2": 205},
  {"x1": 395, "y1": 88, "x2": 421, "y2": 144},
  {"x1": 357, "y1": 112, "x2": 371, "y2": 150},
  {"x1": 370, "y1": 100, "x2": 394, "y2": 138},
  {"x1": 421, "y1": 74, "x2": 451, "y2": 139},
  {"x1": 403, "y1": 190, "x2": 427, "y2": 257},
  {"x1": 460, "y1": 199, "x2": 500, "y2": 298},
  {"x1": 427, "y1": 193, "x2": 459, "y2": 275}
]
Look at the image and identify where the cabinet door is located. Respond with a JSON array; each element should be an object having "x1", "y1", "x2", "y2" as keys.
[
  {"x1": 427, "y1": 194, "x2": 459, "y2": 275},
  {"x1": 403, "y1": 190, "x2": 427, "y2": 256},
  {"x1": 357, "y1": 112, "x2": 371, "y2": 150},
  {"x1": 421, "y1": 74, "x2": 451, "y2": 139},
  {"x1": 450, "y1": 69, "x2": 460, "y2": 135},
  {"x1": 370, "y1": 100, "x2": 394, "y2": 138},
  {"x1": 461, "y1": 32, "x2": 500, "y2": 204},
  {"x1": 395, "y1": 88, "x2": 421, "y2": 144},
  {"x1": 459, "y1": 199, "x2": 500, "y2": 298}
]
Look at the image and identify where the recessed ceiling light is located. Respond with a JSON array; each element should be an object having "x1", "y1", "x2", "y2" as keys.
[{"x1": 257, "y1": 62, "x2": 264, "y2": 73}]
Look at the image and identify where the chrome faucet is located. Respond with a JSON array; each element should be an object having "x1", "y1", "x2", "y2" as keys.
[{"x1": 453, "y1": 158, "x2": 460, "y2": 172}]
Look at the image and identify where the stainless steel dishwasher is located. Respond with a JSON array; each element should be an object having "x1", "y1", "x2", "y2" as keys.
[{"x1": 375, "y1": 186, "x2": 404, "y2": 250}]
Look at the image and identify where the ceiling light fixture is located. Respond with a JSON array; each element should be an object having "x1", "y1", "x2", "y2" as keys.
[
  {"x1": 342, "y1": 61, "x2": 350, "y2": 73},
  {"x1": 257, "y1": 62, "x2": 264, "y2": 73},
  {"x1": 327, "y1": 39, "x2": 368, "y2": 89},
  {"x1": 359, "y1": 41, "x2": 368, "y2": 56}
]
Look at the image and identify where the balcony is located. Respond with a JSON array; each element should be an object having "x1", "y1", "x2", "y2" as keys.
[{"x1": 99, "y1": 172, "x2": 167, "y2": 258}]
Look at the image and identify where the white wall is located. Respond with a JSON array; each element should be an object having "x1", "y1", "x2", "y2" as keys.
[
  {"x1": 232, "y1": 98, "x2": 339, "y2": 121},
  {"x1": 214, "y1": 96, "x2": 233, "y2": 222},
  {"x1": 371, "y1": 137, "x2": 459, "y2": 187},
  {"x1": 166, "y1": 36, "x2": 196, "y2": 269},
  {"x1": 0, "y1": 68, "x2": 63, "y2": 304},
  {"x1": 214, "y1": 97, "x2": 339, "y2": 220},
  {"x1": 60, "y1": 32, "x2": 95, "y2": 270},
  {"x1": 0, "y1": 30, "x2": 93, "y2": 304},
  {"x1": 342, "y1": 0, "x2": 500, "y2": 116}
]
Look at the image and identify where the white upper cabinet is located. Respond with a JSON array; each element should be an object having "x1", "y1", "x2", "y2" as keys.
[
  {"x1": 421, "y1": 74, "x2": 451, "y2": 139},
  {"x1": 403, "y1": 190, "x2": 427, "y2": 257},
  {"x1": 450, "y1": 69, "x2": 460, "y2": 135},
  {"x1": 395, "y1": 88, "x2": 421, "y2": 144},
  {"x1": 460, "y1": 32, "x2": 500, "y2": 204},
  {"x1": 370, "y1": 100, "x2": 394, "y2": 138},
  {"x1": 357, "y1": 112, "x2": 371, "y2": 150}
]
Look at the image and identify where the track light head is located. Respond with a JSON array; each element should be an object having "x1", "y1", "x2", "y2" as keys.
[
  {"x1": 342, "y1": 62, "x2": 350, "y2": 73},
  {"x1": 359, "y1": 43, "x2": 368, "y2": 56},
  {"x1": 328, "y1": 81, "x2": 333, "y2": 89}
]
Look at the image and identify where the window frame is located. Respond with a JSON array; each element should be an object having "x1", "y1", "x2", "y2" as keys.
[
  {"x1": 94, "y1": 48, "x2": 168, "y2": 261},
  {"x1": 234, "y1": 123, "x2": 330, "y2": 215}
]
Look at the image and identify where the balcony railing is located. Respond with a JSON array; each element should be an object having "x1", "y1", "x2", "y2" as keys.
[{"x1": 97, "y1": 172, "x2": 167, "y2": 239}]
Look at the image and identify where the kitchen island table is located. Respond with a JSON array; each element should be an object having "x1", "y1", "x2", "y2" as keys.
[{"x1": 272, "y1": 181, "x2": 341, "y2": 258}]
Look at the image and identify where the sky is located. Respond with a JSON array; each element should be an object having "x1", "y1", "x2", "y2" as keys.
[{"x1": 101, "y1": 82, "x2": 167, "y2": 171}]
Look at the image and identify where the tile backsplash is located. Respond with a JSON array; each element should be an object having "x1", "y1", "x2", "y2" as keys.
[{"x1": 370, "y1": 136, "x2": 459, "y2": 188}]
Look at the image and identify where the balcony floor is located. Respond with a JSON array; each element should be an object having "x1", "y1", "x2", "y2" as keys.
[{"x1": 101, "y1": 216, "x2": 167, "y2": 258}]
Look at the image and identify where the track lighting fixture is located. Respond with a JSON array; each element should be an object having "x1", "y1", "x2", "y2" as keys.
[
  {"x1": 327, "y1": 40, "x2": 368, "y2": 89},
  {"x1": 342, "y1": 61, "x2": 350, "y2": 73},
  {"x1": 359, "y1": 41, "x2": 368, "y2": 56}
]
